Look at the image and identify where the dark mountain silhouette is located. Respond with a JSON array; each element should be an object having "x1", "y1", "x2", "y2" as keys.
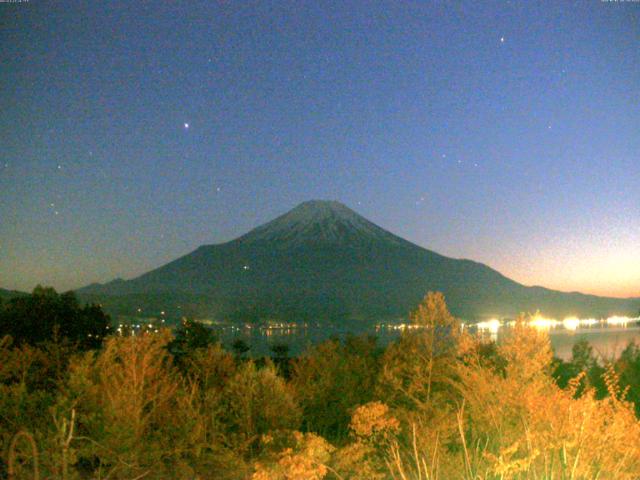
[
  {"x1": 0, "y1": 288, "x2": 27, "y2": 301},
  {"x1": 78, "y1": 200, "x2": 639, "y2": 322}
]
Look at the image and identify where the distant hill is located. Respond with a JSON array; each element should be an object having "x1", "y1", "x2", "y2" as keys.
[
  {"x1": 0, "y1": 288, "x2": 27, "y2": 301},
  {"x1": 78, "y1": 200, "x2": 640, "y2": 322}
]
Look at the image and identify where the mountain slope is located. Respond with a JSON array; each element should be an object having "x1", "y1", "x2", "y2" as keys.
[
  {"x1": 0, "y1": 288, "x2": 27, "y2": 301},
  {"x1": 78, "y1": 201, "x2": 640, "y2": 321}
]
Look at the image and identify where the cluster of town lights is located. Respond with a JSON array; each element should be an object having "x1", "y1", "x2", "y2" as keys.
[
  {"x1": 115, "y1": 309, "x2": 639, "y2": 338},
  {"x1": 475, "y1": 314, "x2": 639, "y2": 334},
  {"x1": 377, "y1": 315, "x2": 639, "y2": 334}
]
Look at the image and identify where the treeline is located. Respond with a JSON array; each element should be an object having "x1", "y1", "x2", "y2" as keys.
[{"x1": 2, "y1": 289, "x2": 640, "y2": 479}]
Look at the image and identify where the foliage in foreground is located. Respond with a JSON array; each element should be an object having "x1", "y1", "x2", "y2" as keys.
[{"x1": 2, "y1": 290, "x2": 640, "y2": 479}]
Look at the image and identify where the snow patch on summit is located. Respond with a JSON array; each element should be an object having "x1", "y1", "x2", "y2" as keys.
[{"x1": 238, "y1": 200, "x2": 405, "y2": 246}]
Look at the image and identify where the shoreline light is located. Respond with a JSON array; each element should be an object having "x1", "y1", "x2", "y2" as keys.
[
  {"x1": 476, "y1": 318, "x2": 501, "y2": 334},
  {"x1": 562, "y1": 317, "x2": 580, "y2": 331},
  {"x1": 581, "y1": 318, "x2": 598, "y2": 326},
  {"x1": 606, "y1": 316, "x2": 631, "y2": 326},
  {"x1": 529, "y1": 315, "x2": 559, "y2": 330}
]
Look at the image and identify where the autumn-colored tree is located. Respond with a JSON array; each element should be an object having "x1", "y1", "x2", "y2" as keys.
[
  {"x1": 0, "y1": 336, "x2": 55, "y2": 478},
  {"x1": 221, "y1": 359, "x2": 301, "y2": 457},
  {"x1": 174, "y1": 343, "x2": 246, "y2": 479},
  {"x1": 183, "y1": 341, "x2": 237, "y2": 392},
  {"x1": 419, "y1": 315, "x2": 640, "y2": 479},
  {"x1": 376, "y1": 292, "x2": 462, "y2": 466},
  {"x1": 378, "y1": 292, "x2": 460, "y2": 409},
  {"x1": 614, "y1": 341, "x2": 640, "y2": 416},
  {"x1": 252, "y1": 431, "x2": 335, "y2": 480},
  {"x1": 333, "y1": 401, "x2": 400, "y2": 479},
  {"x1": 553, "y1": 338, "x2": 606, "y2": 397},
  {"x1": 4, "y1": 291, "x2": 640, "y2": 479},
  {"x1": 58, "y1": 331, "x2": 182, "y2": 478},
  {"x1": 383, "y1": 300, "x2": 640, "y2": 479},
  {"x1": 291, "y1": 335, "x2": 380, "y2": 441}
]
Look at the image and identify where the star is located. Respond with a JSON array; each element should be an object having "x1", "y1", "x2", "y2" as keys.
[
  {"x1": 500, "y1": 36, "x2": 505, "y2": 43},
  {"x1": 184, "y1": 122, "x2": 189, "y2": 129}
]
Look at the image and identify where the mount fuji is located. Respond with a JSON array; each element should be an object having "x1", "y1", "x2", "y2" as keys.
[{"x1": 78, "y1": 200, "x2": 639, "y2": 322}]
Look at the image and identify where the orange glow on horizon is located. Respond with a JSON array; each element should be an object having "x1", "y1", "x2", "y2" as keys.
[{"x1": 487, "y1": 235, "x2": 640, "y2": 299}]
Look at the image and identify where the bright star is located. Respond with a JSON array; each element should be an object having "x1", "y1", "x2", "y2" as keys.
[
  {"x1": 184, "y1": 123, "x2": 189, "y2": 129},
  {"x1": 500, "y1": 37, "x2": 505, "y2": 43}
]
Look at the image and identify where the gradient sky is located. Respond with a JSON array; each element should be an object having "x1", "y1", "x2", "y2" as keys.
[{"x1": 1, "y1": 1, "x2": 639, "y2": 297}]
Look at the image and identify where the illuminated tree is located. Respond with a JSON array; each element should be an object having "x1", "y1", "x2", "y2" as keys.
[
  {"x1": 291, "y1": 335, "x2": 380, "y2": 441},
  {"x1": 378, "y1": 292, "x2": 460, "y2": 407},
  {"x1": 221, "y1": 360, "x2": 301, "y2": 457},
  {"x1": 333, "y1": 401, "x2": 400, "y2": 479},
  {"x1": 60, "y1": 331, "x2": 181, "y2": 478},
  {"x1": 251, "y1": 431, "x2": 334, "y2": 480}
]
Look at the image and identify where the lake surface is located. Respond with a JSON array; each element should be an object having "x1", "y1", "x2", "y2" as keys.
[
  {"x1": 214, "y1": 317, "x2": 640, "y2": 360},
  {"x1": 546, "y1": 326, "x2": 640, "y2": 360}
]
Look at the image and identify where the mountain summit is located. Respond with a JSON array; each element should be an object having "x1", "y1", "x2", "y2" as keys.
[
  {"x1": 239, "y1": 200, "x2": 404, "y2": 247},
  {"x1": 79, "y1": 201, "x2": 639, "y2": 322}
]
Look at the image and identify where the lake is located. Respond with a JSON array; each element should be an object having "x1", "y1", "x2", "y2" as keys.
[{"x1": 214, "y1": 316, "x2": 640, "y2": 361}]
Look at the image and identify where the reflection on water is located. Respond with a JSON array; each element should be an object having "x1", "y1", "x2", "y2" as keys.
[
  {"x1": 215, "y1": 315, "x2": 640, "y2": 360},
  {"x1": 472, "y1": 315, "x2": 640, "y2": 360},
  {"x1": 549, "y1": 326, "x2": 640, "y2": 361}
]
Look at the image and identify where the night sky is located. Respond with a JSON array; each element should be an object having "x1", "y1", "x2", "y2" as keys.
[{"x1": 1, "y1": 1, "x2": 639, "y2": 297}]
